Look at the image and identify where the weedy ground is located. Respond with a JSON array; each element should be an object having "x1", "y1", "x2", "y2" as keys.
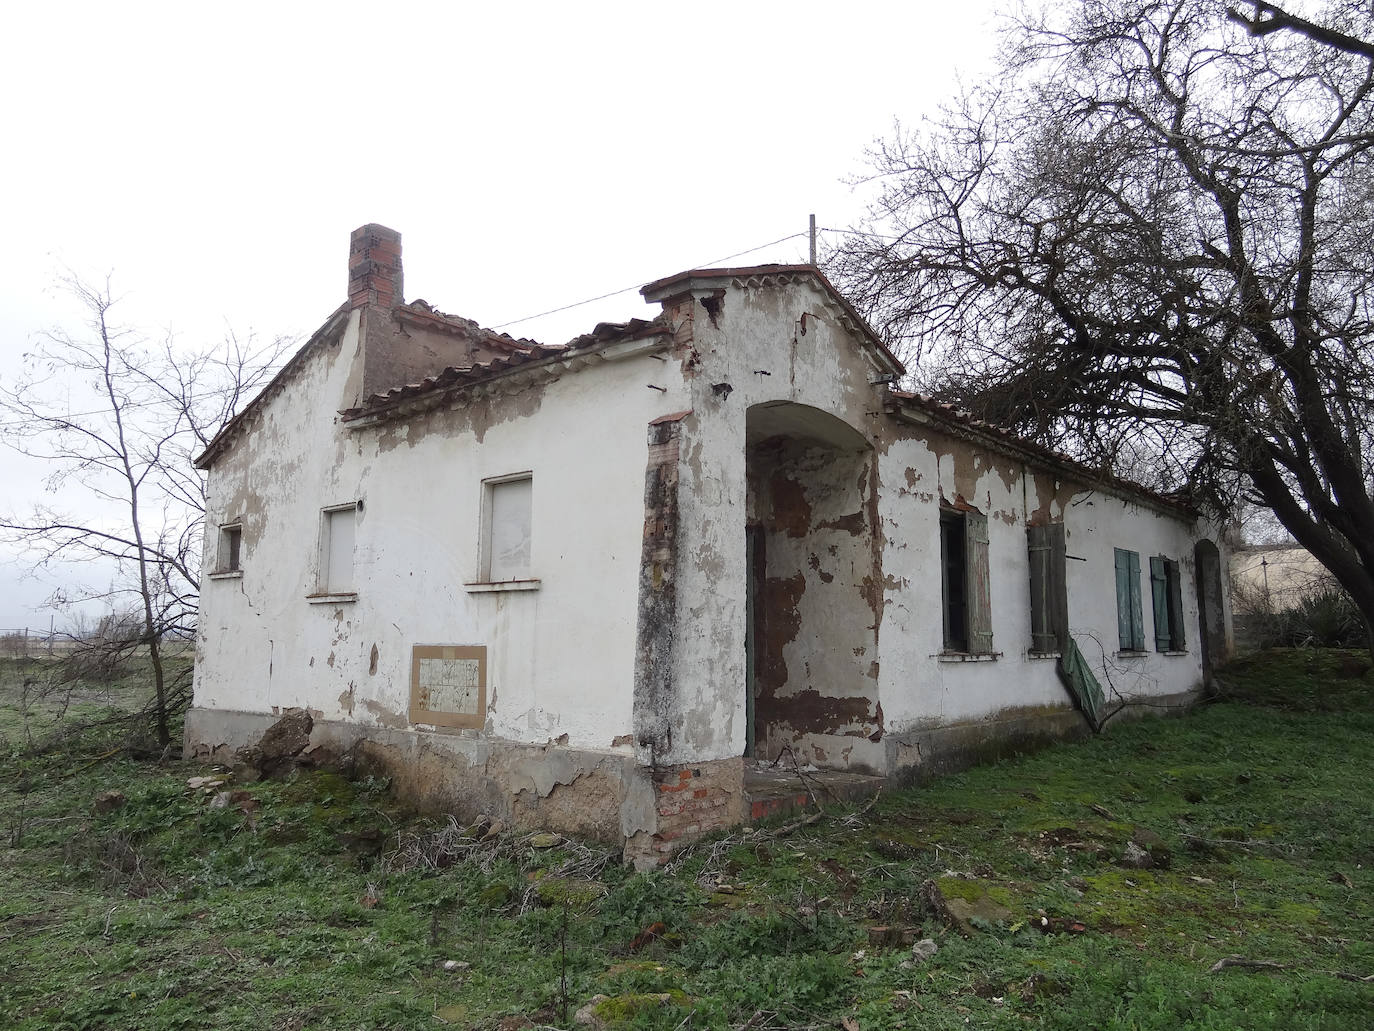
[{"x1": 1, "y1": 650, "x2": 1371, "y2": 1030}]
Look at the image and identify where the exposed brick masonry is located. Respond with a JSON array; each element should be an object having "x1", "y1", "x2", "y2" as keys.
[
  {"x1": 640, "y1": 757, "x2": 744, "y2": 861},
  {"x1": 349, "y1": 224, "x2": 403, "y2": 311}
]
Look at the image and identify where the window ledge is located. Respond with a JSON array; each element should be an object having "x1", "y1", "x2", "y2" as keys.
[
  {"x1": 1028, "y1": 650, "x2": 1061, "y2": 660},
  {"x1": 307, "y1": 592, "x2": 358, "y2": 604},
  {"x1": 1159, "y1": 650, "x2": 1188, "y2": 657},
  {"x1": 207, "y1": 570, "x2": 242, "y2": 581},
  {"x1": 937, "y1": 652, "x2": 1002, "y2": 663},
  {"x1": 1116, "y1": 649, "x2": 1148, "y2": 659},
  {"x1": 465, "y1": 579, "x2": 541, "y2": 593}
]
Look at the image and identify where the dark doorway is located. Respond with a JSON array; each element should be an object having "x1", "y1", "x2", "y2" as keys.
[{"x1": 744, "y1": 524, "x2": 765, "y2": 758}]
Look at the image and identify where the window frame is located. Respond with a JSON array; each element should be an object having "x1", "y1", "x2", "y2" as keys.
[
  {"x1": 467, "y1": 472, "x2": 540, "y2": 592},
  {"x1": 211, "y1": 522, "x2": 243, "y2": 578},
  {"x1": 1149, "y1": 555, "x2": 1188, "y2": 652},
  {"x1": 939, "y1": 507, "x2": 995, "y2": 656},
  {"x1": 310, "y1": 501, "x2": 360, "y2": 602}
]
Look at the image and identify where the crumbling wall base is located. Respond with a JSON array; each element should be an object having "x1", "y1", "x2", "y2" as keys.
[
  {"x1": 184, "y1": 708, "x2": 658, "y2": 846},
  {"x1": 885, "y1": 688, "x2": 1202, "y2": 784}
]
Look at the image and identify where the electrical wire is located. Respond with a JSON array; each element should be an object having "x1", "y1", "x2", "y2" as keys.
[
  {"x1": 491, "y1": 231, "x2": 811, "y2": 331},
  {"x1": 819, "y1": 226, "x2": 907, "y2": 242}
]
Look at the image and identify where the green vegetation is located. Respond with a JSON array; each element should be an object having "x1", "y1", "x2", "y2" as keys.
[{"x1": 3, "y1": 651, "x2": 1372, "y2": 1029}]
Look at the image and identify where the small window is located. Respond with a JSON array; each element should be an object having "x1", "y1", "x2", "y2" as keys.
[
  {"x1": 218, "y1": 524, "x2": 243, "y2": 574},
  {"x1": 1114, "y1": 548, "x2": 1145, "y2": 651},
  {"x1": 482, "y1": 475, "x2": 532, "y2": 582},
  {"x1": 319, "y1": 504, "x2": 358, "y2": 595},
  {"x1": 940, "y1": 508, "x2": 993, "y2": 654},
  {"x1": 1150, "y1": 556, "x2": 1187, "y2": 651},
  {"x1": 1027, "y1": 522, "x2": 1067, "y2": 652}
]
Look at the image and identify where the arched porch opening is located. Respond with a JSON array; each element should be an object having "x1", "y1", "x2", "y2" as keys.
[{"x1": 744, "y1": 401, "x2": 884, "y2": 771}]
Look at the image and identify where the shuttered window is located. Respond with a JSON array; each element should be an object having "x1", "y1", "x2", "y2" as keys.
[
  {"x1": 965, "y1": 510, "x2": 993, "y2": 654},
  {"x1": 1149, "y1": 556, "x2": 1187, "y2": 651},
  {"x1": 1028, "y1": 522, "x2": 1067, "y2": 652},
  {"x1": 941, "y1": 508, "x2": 994, "y2": 654},
  {"x1": 1114, "y1": 548, "x2": 1145, "y2": 651}
]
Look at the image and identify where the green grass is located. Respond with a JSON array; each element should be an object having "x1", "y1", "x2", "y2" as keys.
[{"x1": 2, "y1": 650, "x2": 1372, "y2": 1029}]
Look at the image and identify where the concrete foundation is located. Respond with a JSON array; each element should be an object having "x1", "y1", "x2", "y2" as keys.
[
  {"x1": 885, "y1": 688, "x2": 1201, "y2": 784},
  {"x1": 184, "y1": 707, "x2": 658, "y2": 844},
  {"x1": 187, "y1": 686, "x2": 1202, "y2": 864}
]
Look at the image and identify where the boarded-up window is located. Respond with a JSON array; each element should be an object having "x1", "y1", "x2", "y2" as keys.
[
  {"x1": 1028, "y1": 522, "x2": 1067, "y2": 652},
  {"x1": 940, "y1": 508, "x2": 994, "y2": 654},
  {"x1": 320, "y1": 504, "x2": 357, "y2": 594},
  {"x1": 483, "y1": 475, "x2": 532, "y2": 581},
  {"x1": 1114, "y1": 548, "x2": 1145, "y2": 651},
  {"x1": 1150, "y1": 556, "x2": 1187, "y2": 651}
]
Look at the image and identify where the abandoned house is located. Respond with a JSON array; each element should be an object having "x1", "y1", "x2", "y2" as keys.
[{"x1": 187, "y1": 224, "x2": 1233, "y2": 866}]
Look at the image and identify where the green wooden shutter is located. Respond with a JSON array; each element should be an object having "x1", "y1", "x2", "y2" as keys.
[
  {"x1": 1115, "y1": 548, "x2": 1144, "y2": 650},
  {"x1": 1166, "y1": 559, "x2": 1186, "y2": 650},
  {"x1": 1115, "y1": 549, "x2": 1133, "y2": 650},
  {"x1": 1028, "y1": 523, "x2": 1068, "y2": 652},
  {"x1": 1129, "y1": 552, "x2": 1144, "y2": 650},
  {"x1": 1048, "y1": 523, "x2": 1068, "y2": 650},
  {"x1": 1150, "y1": 555, "x2": 1171, "y2": 651},
  {"x1": 1028, "y1": 524, "x2": 1054, "y2": 652},
  {"x1": 965, "y1": 510, "x2": 993, "y2": 654},
  {"x1": 1058, "y1": 636, "x2": 1107, "y2": 732}
]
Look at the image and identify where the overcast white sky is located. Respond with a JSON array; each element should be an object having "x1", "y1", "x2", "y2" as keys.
[{"x1": 0, "y1": 0, "x2": 1003, "y2": 629}]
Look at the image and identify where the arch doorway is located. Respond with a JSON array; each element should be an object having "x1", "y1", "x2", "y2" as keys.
[{"x1": 743, "y1": 401, "x2": 883, "y2": 770}]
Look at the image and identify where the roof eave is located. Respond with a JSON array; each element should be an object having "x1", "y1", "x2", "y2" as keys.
[
  {"x1": 885, "y1": 397, "x2": 1197, "y2": 519},
  {"x1": 339, "y1": 328, "x2": 675, "y2": 428},
  {"x1": 194, "y1": 305, "x2": 351, "y2": 470}
]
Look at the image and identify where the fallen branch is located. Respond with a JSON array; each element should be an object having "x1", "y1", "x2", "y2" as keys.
[
  {"x1": 1330, "y1": 970, "x2": 1374, "y2": 983},
  {"x1": 770, "y1": 746, "x2": 832, "y2": 812},
  {"x1": 1208, "y1": 956, "x2": 1373, "y2": 982},
  {"x1": 1181, "y1": 832, "x2": 1296, "y2": 854},
  {"x1": 770, "y1": 811, "x2": 825, "y2": 838},
  {"x1": 1209, "y1": 955, "x2": 1290, "y2": 974},
  {"x1": 69, "y1": 746, "x2": 125, "y2": 776},
  {"x1": 853, "y1": 790, "x2": 881, "y2": 819}
]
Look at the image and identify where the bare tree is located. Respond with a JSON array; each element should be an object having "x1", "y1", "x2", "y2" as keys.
[
  {"x1": 829, "y1": 0, "x2": 1374, "y2": 648},
  {"x1": 1229, "y1": 0, "x2": 1374, "y2": 58},
  {"x1": 0, "y1": 277, "x2": 289, "y2": 744}
]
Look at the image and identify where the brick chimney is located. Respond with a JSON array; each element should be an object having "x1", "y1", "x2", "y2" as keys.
[{"x1": 348, "y1": 224, "x2": 403, "y2": 311}]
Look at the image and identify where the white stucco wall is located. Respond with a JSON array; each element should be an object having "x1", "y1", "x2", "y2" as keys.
[
  {"x1": 196, "y1": 275, "x2": 1223, "y2": 783},
  {"x1": 655, "y1": 281, "x2": 895, "y2": 766},
  {"x1": 649, "y1": 275, "x2": 1216, "y2": 769},
  {"x1": 194, "y1": 310, "x2": 692, "y2": 753}
]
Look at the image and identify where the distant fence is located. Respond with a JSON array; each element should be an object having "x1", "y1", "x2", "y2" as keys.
[
  {"x1": 0, "y1": 629, "x2": 75, "y2": 658},
  {"x1": 0, "y1": 629, "x2": 194, "y2": 660}
]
